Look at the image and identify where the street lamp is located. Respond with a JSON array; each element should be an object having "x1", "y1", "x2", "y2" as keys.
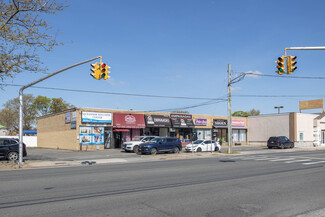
[{"x1": 274, "y1": 106, "x2": 284, "y2": 114}]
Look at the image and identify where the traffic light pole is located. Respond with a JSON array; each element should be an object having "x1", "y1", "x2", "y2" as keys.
[
  {"x1": 285, "y1": 46, "x2": 325, "y2": 56},
  {"x1": 18, "y1": 56, "x2": 101, "y2": 165}
]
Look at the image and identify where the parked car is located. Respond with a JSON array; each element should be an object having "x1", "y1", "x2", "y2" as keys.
[
  {"x1": 138, "y1": 137, "x2": 182, "y2": 155},
  {"x1": 185, "y1": 140, "x2": 221, "y2": 152},
  {"x1": 267, "y1": 136, "x2": 294, "y2": 149},
  {"x1": 0, "y1": 138, "x2": 27, "y2": 161},
  {"x1": 122, "y1": 136, "x2": 157, "y2": 152}
]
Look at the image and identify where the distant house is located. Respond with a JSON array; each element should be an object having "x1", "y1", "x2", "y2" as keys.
[{"x1": 0, "y1": 125, "x2": 9, "y2": 136}]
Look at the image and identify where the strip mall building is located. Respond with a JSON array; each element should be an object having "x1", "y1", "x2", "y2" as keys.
[{"x1": 37, "y1": 107, "x2": 248, "y2": 150}]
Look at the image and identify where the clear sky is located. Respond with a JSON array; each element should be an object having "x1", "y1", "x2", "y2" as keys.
[{"x1": 2, "y1": 0, "x2": 325, "y2": 116}]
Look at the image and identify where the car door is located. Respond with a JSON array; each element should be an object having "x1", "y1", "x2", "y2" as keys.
[
  {"x1": 203, "y1": 140, "x2": 211, "y2": 151},
  {"x1": 0, "y1": 139, "x2": 11, "y2": 156},
  {"x1": 166, "y1": 138, "x2": 174, "y2": 151},
  {"x1": 157, "y1": 138, "x2": 167, "y2": 151},
  {"x1": 0, "y1": 139, "x2": 5, "y2": 156},
  {"x1": 284, "y1": 137, "x2": 293, "y2": 148}
]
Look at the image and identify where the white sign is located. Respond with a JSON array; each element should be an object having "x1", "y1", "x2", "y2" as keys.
[{"x1": 82, "y1": 112, "x2": 112, "y2": 123}]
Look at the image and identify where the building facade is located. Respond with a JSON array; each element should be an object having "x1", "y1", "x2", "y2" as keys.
[
  {"x1": 248, "y1": 112, "x2": 325, "y2": 147},
  {"x1": 37, "y1": 107, "x2": 248, "y2": 151}
]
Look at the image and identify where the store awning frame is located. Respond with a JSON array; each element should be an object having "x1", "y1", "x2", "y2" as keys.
[{"x1": 113, "y1": 129, "x2": 130, "y2": 132}]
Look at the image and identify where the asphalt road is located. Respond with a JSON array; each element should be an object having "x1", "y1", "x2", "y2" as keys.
[{"x1": 1, "y1": 150, "x2": 325, "y2": 217}]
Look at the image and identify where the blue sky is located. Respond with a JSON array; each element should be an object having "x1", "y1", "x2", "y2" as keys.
[{"x1": 2, "y1": 0, "x2": 325, "y2": 116}]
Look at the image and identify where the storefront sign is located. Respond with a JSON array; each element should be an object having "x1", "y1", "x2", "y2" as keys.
[
  {"x1": 213, "y1": 119, "x2": 227, "y2": 127},
  {"x1": 82, "y1": 112, "x2": 112, "y2": 123},
  {"x1": 232, "y1": 120, "x2": 246, "y2": 127},
  {"x1": 113, "y1": 113, "x2": 145, "y2": 128},
  {"x1": 65, "y1": 112, "x2": 71, "y2": 123},
  {"x1": 72, "y1": 111, "x2": 76, "y2": 121},
  {"x1": 170, "y1": 114, "x2": 192, "y2": 119},
  {"x1": 145, "y1": 115, "x2": 171, "y2": 127},
  {"x1": 71, "y1": 121, "x2": 76, "y2": 129},
  {"x1": 170, "y1": 114, "x2": 194, "y2": 128},
  {"x1": 194, "y1": 118, "x2": 207, "y2": 126}
]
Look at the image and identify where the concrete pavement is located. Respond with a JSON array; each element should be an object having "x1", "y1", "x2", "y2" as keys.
[{"x1": 1, "y1": 145, "x2": 325, "y2": 170}]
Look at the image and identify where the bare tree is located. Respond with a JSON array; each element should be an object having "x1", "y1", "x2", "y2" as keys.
[{"x1": 0, "y1": 0, "x2": 66, "y2": 80}]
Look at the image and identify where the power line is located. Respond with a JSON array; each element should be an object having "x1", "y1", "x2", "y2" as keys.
[
  {"x1": 233, "y1": 94, "x2": 325, "y2": 98},
  {"x1": 1, "y1": 83, "x2": 226, "y2": 101},
  {"x1": 148, "y1": 99, "x2": 228, "y2": 112}
]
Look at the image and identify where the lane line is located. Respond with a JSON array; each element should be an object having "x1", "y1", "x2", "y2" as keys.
[
  {"x1": 285, "y1": 159, "x2": 312, "y2": 163},
  {"x1": 302, "y1": 161, "x2": 325, "y2": 165},
  {"x1": 269, "y1": 158, "x2": 295, "y2": 162}
]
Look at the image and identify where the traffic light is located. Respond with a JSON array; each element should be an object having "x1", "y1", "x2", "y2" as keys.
[
  {"x1": 90, "y1": 62, "x2": 101, "y2": 80},
  {"x1": 100, "y1": 63, "x2": 110, "y2": 80},
  {"x1": 286, "y1": 55, "x2": 297, "y2": 74},
  {"x1": 275, "y1": 56, "x2": 286, "y2": 75}
]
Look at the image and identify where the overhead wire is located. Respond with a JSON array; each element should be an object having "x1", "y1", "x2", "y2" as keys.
[{"x1": 2, "y1": 72, "x2": 325, "y2": 111}]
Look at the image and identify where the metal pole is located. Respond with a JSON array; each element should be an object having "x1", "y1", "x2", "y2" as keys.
[
  {"x1": 227, "y1": 64, "x2": 232, "y2": 154},
  {"x1": 18, "y1": 56, "x2": 101, "y2": 165},
  {"x1": 18, "y1": 89, "x2": 23, "y2": 164},
  {"x1": 285, "y1": 46, "x2": 325, "y2": 56}
]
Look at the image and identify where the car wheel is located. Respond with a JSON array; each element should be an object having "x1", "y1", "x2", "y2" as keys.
[
  {"x1": 291, "y1": 144, "x2": 295, "y2": 149},
  {"x1": 150, "y1": 148, "x2": 157, "y2": 155},
  {"x1": 173, "y1": 147, "x2": 180, "y2": 154},
  {"x1": 215, "y1": 146, "x2": 220, "y2": 152},
  {"x1": 280, "y1": 144, "x2": 285, "y2": 149},
  {"x1": 197, "y1": 147, "x2": 202, "y2": 152},
  {"x1": 7, "y1": 151, "x2": 19, "y2": 161},
  {"x1": 133, "y1": 145, "x2": 139, "y2": 153},
  {"x1": 268, "y1": 146, "x2": 272, "y2": 149}
]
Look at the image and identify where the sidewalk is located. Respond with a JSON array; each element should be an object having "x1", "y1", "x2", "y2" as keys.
[{"x1": 1, "y1": 145, "x2": 325, "y2": 170}]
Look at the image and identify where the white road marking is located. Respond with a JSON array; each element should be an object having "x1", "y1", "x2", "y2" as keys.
[
  {"x1": 302, "y1": 161, "x2": 325, "y2": 165},
  {"x1": 285, "y1": 159, "x2": 312, "y2": 163},
  {"x1": 269, "y1": 158, "x2": 295, "y2": 162}
]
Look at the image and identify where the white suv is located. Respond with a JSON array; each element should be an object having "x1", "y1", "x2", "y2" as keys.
[{"x1": 122, "y1": 136, "x2": 157, "y2": 153}]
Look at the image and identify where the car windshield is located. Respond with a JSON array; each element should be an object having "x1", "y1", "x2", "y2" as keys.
[
  {"x1": 193, "y1": 140, "x2": 204, "y2": 144},
  {"x1": 133, "y1": 136, "x2": 144, "y2": 141}
]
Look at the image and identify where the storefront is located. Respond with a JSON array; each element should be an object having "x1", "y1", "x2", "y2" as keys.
[
  {"x1": 212, "y1": 118, "x2": 247, "y2": 145},
  {"x1": 212, "y1": 119, "x2": 228, "y2": 142},
  {"x1": 144, "y1": 114, "x2": 171, "y2": 137},
  {"x1": 232, "y1": 119, "x2": 247, "y2": 144},
  {"x1": 170, "y1": 114, "x2": 194, "y2": 141},
  {"x1": 37, "y1": 107, "x2": 248, "y2": 151},
  {"x1": 79, "y1": 111, "x2": 113, "y2": 150},
  {"x1": 113, "y1": 113, "x2": 145, "y2": 148},
  {"x1": 193, "y1": 118, "x2": 211, "y2": 140}
]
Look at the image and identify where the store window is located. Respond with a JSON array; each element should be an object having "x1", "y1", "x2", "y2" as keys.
[
  {"x1": 216, "y1": 128, "x2": 228, "y2": 142},
  {"x1": 194, "y1": 129, "x2": 211, "y2": 140},
  {"x1": 232, "y1": 129, "x2": 247, "y2": 142}
]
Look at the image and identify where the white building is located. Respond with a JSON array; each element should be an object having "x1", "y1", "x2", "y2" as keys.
[{"x1": 248, "y1": 112, "x2": 325, "y2": 147}]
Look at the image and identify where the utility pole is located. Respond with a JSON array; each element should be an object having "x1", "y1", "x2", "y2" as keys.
[
  {"x1": 18, "y1": 56, "x2": 102, "y2": 165},
  {"x1": 227, "y1": 64, "x2": 233, "y2": 154}
]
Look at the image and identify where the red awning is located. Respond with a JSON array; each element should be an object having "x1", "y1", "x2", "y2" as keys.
[
  {"x1": 113, "y1": 113, "x2": 145, "y2": 128},
  {"x1": 113, "y1": 129, "x2": 130, "y2": 132}
]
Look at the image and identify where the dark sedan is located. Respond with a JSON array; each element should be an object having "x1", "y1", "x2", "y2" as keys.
[
  {"x1": 267, "y1": 136, "x2": 294, "y2": 149},
  {"x1": 0, "y1": 138, "x2": 27, "y2": 160}
]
